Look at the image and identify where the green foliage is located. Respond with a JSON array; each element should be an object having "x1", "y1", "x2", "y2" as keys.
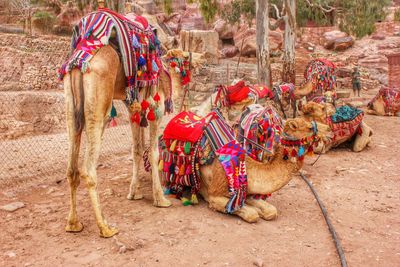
[
  {"x1": 220, "y1": 0, "x2": 255, "y2": 26},
  {"x1": 198, "y1": 0, "x2": 219, "y2": 23},
  {"x1": 159, "y1": 0, "x2": 173, "y2": 15},
  {"x1": 33, "y1": 10, "x2": 55, "y2": 19},
  {"x1": 395, "y1": 9, "x2": 400, "y2": 22}
]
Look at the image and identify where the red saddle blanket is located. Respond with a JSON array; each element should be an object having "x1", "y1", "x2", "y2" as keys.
[
  {"x1": 163, "y1": 111, "x2": 207, "y2": 143},
  {"x1": 226, "y1": 80, "x2": 250, "y2": 104}
]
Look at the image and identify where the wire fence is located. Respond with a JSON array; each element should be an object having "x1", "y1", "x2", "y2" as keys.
[{"x1": 0, "y1": 32, "x2": 132, "y2": 187}]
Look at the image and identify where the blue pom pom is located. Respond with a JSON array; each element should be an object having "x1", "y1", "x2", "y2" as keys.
[
  {"x1": 298, "y1": 146, "x2": 305, "y2": 156},
  {"x1": 132, "y1": 34, "x2": 140, "y2": 49},
  {"x1": 138, "y1": 56, "x2": 146, "y2": 67}
]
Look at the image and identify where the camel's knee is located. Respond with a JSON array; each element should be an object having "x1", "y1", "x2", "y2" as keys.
[
  {"x1": 82, "y1": 174, "x2": 97, "y2": 189},
  {"x1": 67, "y1": 168, "x2": 81, "y2": 188}
]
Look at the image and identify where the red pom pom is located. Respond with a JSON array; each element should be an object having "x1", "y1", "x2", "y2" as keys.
[
  {"x1": 291, "y1": 149, "x2": 297, "y2": 157},
  {"x1": 182, "y1": 75, "x2": 191, "y2": 86},
  {"x1": 153, "y1": 92, "x2": 161, "y2": 102},
  {"x1": 283, "y1": 148, "x2": 289, "y2": 156},
  {"x1": 147, "y1": 109, "x2": 156, "y2": 121},
  {"x1": 141, "y1": 100, "x2": 150, "y2": 111},
  {"x1": 110, "y1": 118, "x2": 117, "y2": 127},
  {"x1": 131, "y1": 112, "x2": 140, "y2": 124},
  {"x1": 170, "y1": 61, "x2": 177, "y2": 68}
]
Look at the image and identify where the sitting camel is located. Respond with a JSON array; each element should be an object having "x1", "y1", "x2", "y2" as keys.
[
  {"x1": 302, "y1": 102, "x2": 373, "y2": 153},
  {"x1": 367, "y1": 87, "x2": 400, "y2": 116},
  {"x1": 60, "y1": 8, "x2": 196, "y2": 237},
  {"x1": 157, "y1": 105, "x2": 331, "y2": 222}
]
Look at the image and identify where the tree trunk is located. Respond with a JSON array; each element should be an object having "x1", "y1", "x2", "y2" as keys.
[
  {"x1": 118, "y1": 0, "x2": 125, "y2": 13},
  {"x1": 256, "y1": 0, "x2": 271, "y2": 87},
  {"x1": 282, "y1": 0, "x2": 296, "y2": 84}
]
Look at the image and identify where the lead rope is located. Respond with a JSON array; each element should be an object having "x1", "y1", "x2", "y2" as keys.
[{"x1": 299, "y1": 172, "x2": 348, "y2": 267}]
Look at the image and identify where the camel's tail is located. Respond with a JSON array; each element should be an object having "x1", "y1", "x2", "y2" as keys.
[{"x1": 70, "y1": 70, "x2": 85, "y2": 133}]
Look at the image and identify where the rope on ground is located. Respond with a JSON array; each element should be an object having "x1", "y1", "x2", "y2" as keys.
[{"x1": 299, "y1": 172, "x2": 348, "y2": 267}]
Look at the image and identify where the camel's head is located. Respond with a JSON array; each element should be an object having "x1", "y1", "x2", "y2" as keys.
[
  {"x1": 281, "y1": 117, "x2": 332, "y2": 162},
  {"x1": 294, "y1": 80, "x2": 313, "y2": 98},
  {"x1": 302, "y1": 102, "x2": 335, "y2": 123}
]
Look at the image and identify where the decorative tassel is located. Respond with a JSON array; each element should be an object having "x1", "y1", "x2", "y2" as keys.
[
  {"x1": 307, "y1": 146, "x2": 314, "y2": 155},
  {"x1": 291, "y1": 149, "x2": 297, "y2": 157},
  {"x1": 137, "y1": 70, "x2": 142, "y2": 77},
  {"x1": 130, "y1": 101, "x2": 141, "y2": 113},
  {"x1": 170, "y1": 140, "x2": 177, "y2": 152},
  {"x1": 181, "y1": 197, "x2": 191, "y2": 206},
  {"x1": 152, "y1": 60, "x2": 159, "y2": 73},
  {"x1": 184, "y1": 142, "x2": 191, "y2": 155},
  {"x1": 138, "y1": 55, "x2": 146, "y2": 66},
  {"x1": 191, "y1": 194, "x2": 198, "y2": 204},
  {"x1": 110, "y1": 103, "x2": 117, "y2": 118},
  {"x1": 155, "y1": 107, "x2": 163, "y2": 119},
  {"x1": 298, "y1": 146, "x2": 305, "y2": 157},
  {"x1": 164, "y1": 98, "x2": 173, "y2": 114},
  {"x1": 175, "y1": 66, "x2": 180, "y2": 73},
  {"x1": 158, "y1": 160, "x2": 164, "y2": 171},
  {"x1": 168, "y1": 163, "x2": 175, "y2": 174},
  {"x1": 153, "y1": 92, "x2": 161, "y2": 102},
  {"x1": 140, "y1": 112, "x2": 148, "y2": 127},
  {"x1": 185, "y1": 165, "x2": 191, "y2": 175},
  {"x1": 109, "y1": 118, "x2": 117, "y2": 127},
  {"x1": 147, "y1": 108, "x2": 156, "y2": 121},
  {"x1": 170, "y1": 61, "x2": 177, "y2": 68},
  {"x1": 141, "y1": 100, "x2": 150, "y2": 111},
  {"x1": 131, "y1": 112, "x2": 141, "y2": 124},
  {"x1": 179, "y1": 165, "x2": 185, "y2": 176}
]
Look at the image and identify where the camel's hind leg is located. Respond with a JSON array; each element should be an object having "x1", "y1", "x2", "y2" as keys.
[
  {"x1": 209, "y1": 196, "x2": 259, "y2": 223},
  {"x1": 246, "y1": 198, "x2": 277, "y2": 221},
  {"x1": 127, "y1": 122, "x2": 144, "y2": 200},
  {"x1": 64, "y1": 71, "x2": 84, "y2": 233},
  {"x1": 149, "y1": 121, "x2": 171, "y2": 207}
]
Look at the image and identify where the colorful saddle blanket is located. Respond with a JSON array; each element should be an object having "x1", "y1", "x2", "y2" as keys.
[
  {"x1": 327, "y1": 106, "x2": 364, "y2": 147},
  {"x1": 58, "y1": 8, "x2": 163, "y2": 105},
  {"x1": 159, "y1": 110, "x2": 247, "y2": 213},
  {"x1": 368, "y1": 87, "x2": 400, "y2": 115},
  {"x1": 237, "y1": 104, "x2": 283, "y2": 162},
  {"x1": 304, "y1": 58, "x2": 337, "y2": 101}
]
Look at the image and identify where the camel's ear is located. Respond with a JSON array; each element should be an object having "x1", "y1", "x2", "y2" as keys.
[{"x1": 288, "y1": 120, "x2": 298, "y2": 130}]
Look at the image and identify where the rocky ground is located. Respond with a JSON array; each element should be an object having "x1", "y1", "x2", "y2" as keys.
[{"x1": 0, "y1": 112, "x2": 399, "y2": 267}]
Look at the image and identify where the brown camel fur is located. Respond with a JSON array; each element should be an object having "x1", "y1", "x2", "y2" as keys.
[
  {"x1": 63, "y1": 45, "x2": 190, "y2": 237},
  {"x1": 198, "y1": 117, "x2": 331, "y2": 222},
  {"x1": 302, "y1": 102, "x2": 373, "y2": 153}
]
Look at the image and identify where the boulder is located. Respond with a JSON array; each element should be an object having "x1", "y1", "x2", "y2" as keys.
[
  {"x1": 142, "y1": 13, "x2": 175, "y2": 49},
  {"x1": 214, "y1": 19, "x2": 237, "y2": 40},
  {"x1": 180, "y1": 4, "x2": 206, "y2": 31},
  {"x1": 180, "y1": 30, "x2": 219, "y2": 63},
  {"x1": 334, "y1": 36, "x2": 354, "y2": 51},
  {"x1": 165, "y1": 13, "x2": 181, "y2": 34},
  {"x1": 233, "y1": 25, "x2": 283, "y2": 57},
  {"x1": 137, "y1": 0, "x2": 158, "y2": 14},
  {"x1": 336, "y1": 67, "x2": 353, "y2": 78},
  {"x1": 371, "y1": 33, "x2": 386, "y2": 40},
  {"x1": 321, "y1": 30, "x2": 348, "y2": 49},
  {"x1": 221, "y1": 46, "x2": 239, "y2": 58}
]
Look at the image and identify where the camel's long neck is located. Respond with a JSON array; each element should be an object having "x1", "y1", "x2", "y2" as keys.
[
  {"x1": 294, "y1": 82, "x2": 313, "y2": 99},
  {"x1": 192, "y1": 91, "x2": 218, "y2": 117},
  {"x1": 246, "y1": 146, "x2": 301, "y2": 195}
]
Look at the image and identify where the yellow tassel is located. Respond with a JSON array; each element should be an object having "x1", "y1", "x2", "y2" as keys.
[
  {"x1": 179, "y1": 165, "x2": 185, "y2": 175},
  {"x1": 130, "y1": 101, "x2": 141, "y2": 113},
  {"x1": 191, "y1": 194, "x2": 198, "y2": 204},
  {"x1": 158, "y1": 160, "x2": 164, "y2": 171},
  {"x1": 170, "y1": 140, "x2": 177, "y2": 152}
]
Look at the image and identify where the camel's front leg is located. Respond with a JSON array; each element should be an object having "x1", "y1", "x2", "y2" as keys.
[
  {"x1": 353, "y1": 122, "x2": 373, "y2": 152},
  {"x1": 149, "y1": 121, "x2": 171, "y2": 207},
  {"x1": 209, "y1": 196, "x2": 260, "y2": 223},
  {"x1": 127, "y1": 123, "x2": 144, "y2": 200},
  {"x1": 246, "y1": 198, "x2": 277, "y2": 221}
]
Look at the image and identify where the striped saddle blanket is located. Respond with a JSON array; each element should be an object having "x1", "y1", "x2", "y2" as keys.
[
  {"x1": 58, "y1": 8, "x2": 163, "y2": 105},
  {"x1": 159, "y1": 109, "x2": 248, "y2": 213},
  {"x1": 368, "y1": 87, "x2": 400, "y2": 115}
]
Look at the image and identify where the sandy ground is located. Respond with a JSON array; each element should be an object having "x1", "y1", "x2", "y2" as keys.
[{"x1": 0, "y1": 113, "x2": 399, "y2": 267}]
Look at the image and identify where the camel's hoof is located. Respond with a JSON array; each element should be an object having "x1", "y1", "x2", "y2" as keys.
[
  {"x1": 65, "y1": 221, "x2": 84, "y2": 233},
  {"x1": 99, "y1": 226, "x2": 119, "y2": 238},
  {"x1": 127, "y1": 193, "x2": 144, "y2": 200},
  {"x1": 153, "y1": 197, "x2": 171, "y2": 208},
  {"x1": 260, "y1": 210, "x2": 278, "y2": 221}
]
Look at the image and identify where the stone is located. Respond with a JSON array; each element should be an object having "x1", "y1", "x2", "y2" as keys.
[
  {"x1": 180, "y1": 30, "x2": 219, "y2": 63},
  {"x1": 221, "y1": 46, "x2": 239, "y2": 58},
  {"x1": 322, "y1": 30, "x2": 348, "y2": 49},
  {"x1": 5, "y1": 251, "x2": 16, "y2": 258},
  {"x1": 371, "y1": 34, "x2": 386, "y2": 40},
  {"x1": 0, "y1": 202, "x2": 25, "y2": 212},
  {"x1": 334, "y1": 36, "x2": 355, "y2": 51},
  {"x1": 214, "y1": 19, "x2": 237, "y2": 40}
]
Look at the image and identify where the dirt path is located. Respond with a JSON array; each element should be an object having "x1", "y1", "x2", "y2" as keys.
[{"x1": 0, "y1": 114, "x2": 399, "y2": 267}]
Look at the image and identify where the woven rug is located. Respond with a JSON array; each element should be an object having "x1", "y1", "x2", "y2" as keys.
[
  {"x1": 58, "y1": 8, "x2": 170, "y2": 109},
  {"x1": 328, "y1": 110, "x2": 364, "y2": 147}
]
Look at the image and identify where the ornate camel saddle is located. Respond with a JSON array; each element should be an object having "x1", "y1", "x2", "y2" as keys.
[
  {"x1": 304, "y1": 58, "x2": 337, "y2": 102},
  {"x1": 159, "y1": 110, "x2": 247, "y2": 213},
  {"x1": 327, "y1": 105, "x2": 364, "y2": 147},
  {"x1": 58, "y1": 8, "x2": 173, "y2": 125},
  {"x1": 368, "y1": 87, "x2": 400, "y2": 115}
]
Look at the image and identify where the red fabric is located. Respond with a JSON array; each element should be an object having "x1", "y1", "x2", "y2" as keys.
[
  {"x1": 250, "y1": 85, "x2": 273, "y2": 99},
  {"x1": 227, "y1": 81, "x2": 250, "y2": 104},
  {"x1": 163, "y1": 111, "x2": 206, "y2": 143}
]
